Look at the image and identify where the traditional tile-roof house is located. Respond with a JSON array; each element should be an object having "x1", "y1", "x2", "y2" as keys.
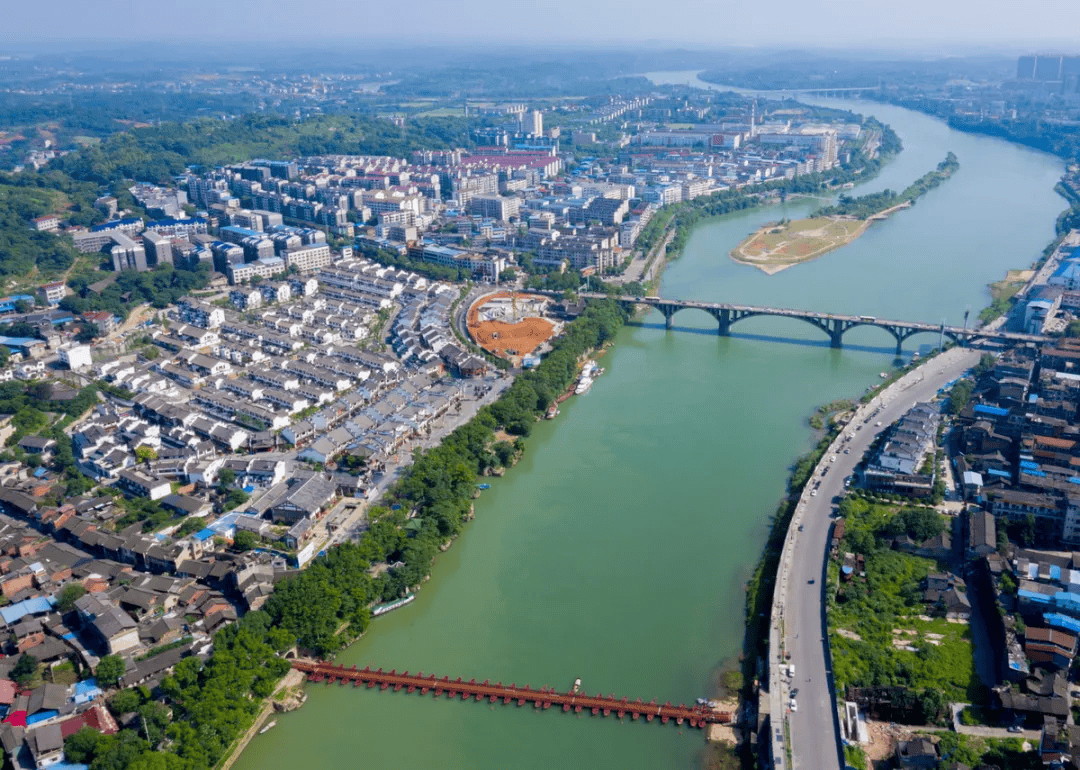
[
  {"x1": 74, "y1": 593, "x2": 138, "y2": 655},
  {"x1": 896, "y1": 737, "x2": 939, "y2": 768}
]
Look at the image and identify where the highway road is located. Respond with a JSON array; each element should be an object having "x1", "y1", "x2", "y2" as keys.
[{"x1": 780, "y1": 345, "x2": 981, "y2": 770}]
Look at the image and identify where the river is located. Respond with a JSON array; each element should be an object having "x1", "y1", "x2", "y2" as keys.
[{"x1": 235, "y1": 75, "x2": 1064, "y2": 770}]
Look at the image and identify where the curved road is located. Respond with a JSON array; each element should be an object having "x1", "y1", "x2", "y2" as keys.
[{"x1": 778, "y1": 346, "x2": 981, "y2": 770}]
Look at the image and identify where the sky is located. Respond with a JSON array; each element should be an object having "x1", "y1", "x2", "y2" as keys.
[{"x1": 2, "y1": 0, "x2": 1080, "y2": 49}]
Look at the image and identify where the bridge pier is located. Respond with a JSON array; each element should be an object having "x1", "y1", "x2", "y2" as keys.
[
  {"x1": 712, "y1": 308, "x2": 732, "y2": 336},
  {"x1": 658, "y1": 304, "x2": 676, "y2": 330},
  {"x1": 828, "y1": 319, "x2": 845, "y2": 349}
]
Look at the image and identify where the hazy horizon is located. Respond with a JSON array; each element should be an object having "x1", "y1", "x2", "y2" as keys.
[{"x1": 2, "y1": 0, "x2": 1080, "y2": 52}]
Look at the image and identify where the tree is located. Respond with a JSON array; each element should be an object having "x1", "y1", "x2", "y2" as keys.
[
  {"x1": 918, "y1": 687, "x2": 947, "y2": 724},
  {"x1": 75, "y1": 323, "x2": 100, "y2": 344},
  {"x1": 107, "y1": 688, "x2": 143, "y2": 715},
  {"x1": 11, "y1": 653, "x2": 38, "y2": 686},
  {"x1": 232, "y1": 530, "x2": 257, "y2": 552},
  {"x1": 493, "y1": 440, "x2": 516, "y2": 467},
  {"x1": 947, "y1": 379, "x2": 974, "y2": 415},
  {"x1": 135, "y1": 446, "x2": 157, "y2": 464},
  {"x1": 217, "y1": 467, "x2": 236, "y2": 488},
  {"x1": 137, "y1": 702, "x2": 171, "y2": 745},
  {"x1": 222, "y1": 488, "x2": 250, "y2": 512},
  {"x1": 56, "y1": 583, "x2": 87, "y2": 612},
  {"x1": 13, "y1": 299, "x2": 30, "y2": 313},
  {"x1": 973, "y1": 352, "x2": 996, "y2": 377},
  {"x1": 64, "y1": 727, "x2": 104, "y2": 764},
  {"x1": 95, "y1": 654, "x2": 126, "y2": 686}
]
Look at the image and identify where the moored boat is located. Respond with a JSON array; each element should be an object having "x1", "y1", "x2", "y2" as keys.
[{"x1": 372, "y1": 593, "x2": 416, "y2": 617}]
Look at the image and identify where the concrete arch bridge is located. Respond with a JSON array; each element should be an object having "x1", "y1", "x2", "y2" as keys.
[{"x1": 578, "y1": 293, "x2": 1048, "y2": 357}]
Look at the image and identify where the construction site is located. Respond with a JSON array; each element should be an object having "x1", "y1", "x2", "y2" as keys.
[{"x1": 466, "y1": 292, "x2": 561, "y2": 365}]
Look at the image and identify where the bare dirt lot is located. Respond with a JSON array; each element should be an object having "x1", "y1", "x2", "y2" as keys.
[{"x1": 467, "y1": 293, "x2": 558, "y2": 362}]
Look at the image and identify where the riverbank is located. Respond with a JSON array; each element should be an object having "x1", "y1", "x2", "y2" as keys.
[
  {"x1": 756, "y1": 213, "x2": 1070, "y2": 768},
  {"x1": 217, "y1": 669, "x2": 306, "y2": 770},
  {"x1": 768, "y1": 344, "x2": 981, "y2": 770}
]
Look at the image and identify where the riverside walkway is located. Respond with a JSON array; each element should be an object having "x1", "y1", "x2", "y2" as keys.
[
  {"x1": 291, "y1": 660, "x2": 731, "y2": 729},
  {"x1": 578, "y1": 293, "x2": 1048, "y2": 356}
]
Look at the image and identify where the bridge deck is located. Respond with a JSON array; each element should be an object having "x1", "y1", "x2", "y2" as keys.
[
  {"x1": 579, "y1": 292, "x2": 1047, "y2": 343},
  {"x1": 291, "y1": 661, "x2": 730, "y2": 728}
]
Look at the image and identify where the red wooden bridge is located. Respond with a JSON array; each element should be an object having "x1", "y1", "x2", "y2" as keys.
[{"x1": 291, "y1": 660, "x2": 731, "y2": 729}]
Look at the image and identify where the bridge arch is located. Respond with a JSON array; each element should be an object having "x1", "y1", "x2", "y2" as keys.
[{"x1": 616, "y1": 295, "x2": 1008, "y2": 352}]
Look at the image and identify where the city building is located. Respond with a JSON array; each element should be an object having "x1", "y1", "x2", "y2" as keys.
[
  {"x1": 38, "y1": 281, "x2": 66, "y2": 305},
  {"x1": 58, "y1": 344, "x2": 92, "y2": 371}
]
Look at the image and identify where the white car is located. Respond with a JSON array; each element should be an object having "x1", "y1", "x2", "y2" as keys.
[
  {"x1": 810, "y1": 490, "x2": 817, "y2": 497},
  {"x1": 789, "y1": 698, "x2": 798, "y2": 712}
]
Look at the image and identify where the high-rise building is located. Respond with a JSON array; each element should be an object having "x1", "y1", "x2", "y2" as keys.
[
  {"x1": 110, "y1": 232, "x2": 147, "y2": 272},
  {"x1": 528, "y1": 110, "x2": 543, "y2": 137},
  {"x1": 142, "y1": 230, "x2": 173, "y2": 267},
  {"x1": 1017, "y1": 54, "x2": 1080, "y2": 83}
]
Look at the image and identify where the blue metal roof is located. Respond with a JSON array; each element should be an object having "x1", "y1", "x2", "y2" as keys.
[
  {"x1": 91, "y1": 218, "x2": 141, "y2": 232},
  {"x1": 193, "y1": 528, "x2": 215, "y2": 542},
  {"x1": 1020, "y1": 460, "x2": 1040, "y2": 470},
  {"x1": 0, "y1": 596, "x2": 56, "y2": 625},
  {"x1": 148, "y1": 217, "x2": 207, "y2": 227},
  {"x1": 986, "y1": 468, "x2": 1012, "y2": 478},
  {"x1": 0, "y1": 336, "x2": 42, "y2": 349},
  {"x1": 73, "y1": 679, "x2": 102, "y2": 705},
  {"x1": 26, "y1": 710, "x2": 58, "y2": 725},
  {"x1": 1019, "y1": 588, "x2": 1052, "y2": 604},
  {"x1": 1046, "y1": 612, "x2": 1080, "y2": 633},
  {"x1": 974, "y1": 404, "x2": 1009, "y2": 417},
  {"x1": 219, "y1": 225, "x2": 264, "y2": 239}
]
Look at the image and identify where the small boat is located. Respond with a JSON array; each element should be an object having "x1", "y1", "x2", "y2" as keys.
[
  {"x1": 477, "y1": 483, "x2": 491, "y2": 490},
  {"x1": 572, "y1": 678, "x2": 582, "y2": 694},
  {"x1": 259, "y1": 720, "x2": 277, "y2": 735},
  {"x1": 879, "y1": 372, "x2": 888, "y2": 378},
  {"x1": 545, "y1": 405, "x2": 559, "y2": 419},
  {"x1": 372, "y1": 594, "x2": 416, "y2": 617}
]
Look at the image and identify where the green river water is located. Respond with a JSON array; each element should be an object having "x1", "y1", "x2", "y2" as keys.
[{"x1": 235, "y1": 81, "x2": 1065, "y2": 769}]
